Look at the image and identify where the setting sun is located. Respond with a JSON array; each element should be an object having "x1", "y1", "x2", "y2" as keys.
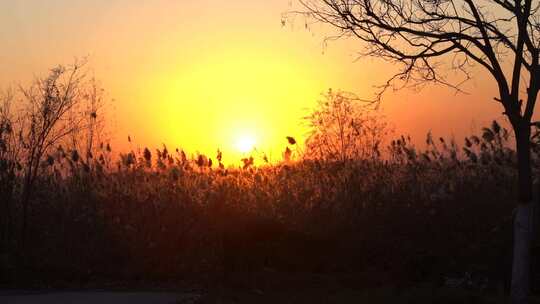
[{"x1": 235, "y1": 134, "x2": 256, "y2": 153}]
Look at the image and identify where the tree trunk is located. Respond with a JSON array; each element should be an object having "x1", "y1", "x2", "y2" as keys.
[
  {"x1": 1, "y1": 186, "x2": 13, "y2": 251},
  {"x1": 18, "y1": 164, "x2": 36, "y2": 267},
  {"x1": 511, "y1": 125, "x2": 534, "y2": 304}
]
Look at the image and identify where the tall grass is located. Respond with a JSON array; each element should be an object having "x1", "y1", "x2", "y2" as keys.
[
  {"x1": 0, "y1": 117, "x2": 532, "y2": 289},
  {"x1": 0, "y1": 67, "x2": 537, "y2": 290}
]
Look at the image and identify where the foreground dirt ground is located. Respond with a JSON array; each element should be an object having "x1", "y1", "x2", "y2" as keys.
[
  {"x1": 193, "y1": 270, "x2": 536, "y2": 304},
  {"x1": 3, "y1": 287, "x2": 540, "y2": 304},
  {"x1": 197, "y1": 287, "x2": 540, "y2": 304},
  {"x1": 3, "y1": 270, "x2": 540, "y2": 304},
  {"x1": 0, "y1": 291, "x2": 199, "y2": 304}
]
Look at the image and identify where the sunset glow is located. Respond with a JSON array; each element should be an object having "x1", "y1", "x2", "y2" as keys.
[{"x1": 0, "y1": 0, "x2": 531, "y2": 164}]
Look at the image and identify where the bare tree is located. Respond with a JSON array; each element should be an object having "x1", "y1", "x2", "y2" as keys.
[
  {"x1": 17, "y1": 60, "x2": 89, "y2": 253},
  {"x1": 304, "y1": 89, "x2": 388, "y2": 161},
  {"x1": 0, "y1": 91, "x2": 21, "y2": 262},
  {"x1": 289, "y1": 1, "x2": 540, "y2": 302},
  {"x1": 68, "y1": 76, "x2": 107, "y2": 167}
]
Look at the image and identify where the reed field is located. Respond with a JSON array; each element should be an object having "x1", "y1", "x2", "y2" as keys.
[{"x1": 0, "y1": 65, "x2": 536, "y2": 301}]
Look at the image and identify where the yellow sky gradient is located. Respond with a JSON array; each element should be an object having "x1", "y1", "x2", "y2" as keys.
[{"x1": 0, "y1": 1, "x2": 519, "y2": 163}]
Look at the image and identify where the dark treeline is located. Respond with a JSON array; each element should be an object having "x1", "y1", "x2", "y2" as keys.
[{"x1": 0, "y1": 64, "x2": 539, "y2": 294}]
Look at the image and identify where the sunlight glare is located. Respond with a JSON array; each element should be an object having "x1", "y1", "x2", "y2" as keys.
[{"x1": 235, "y1": 134, "x2": 256, "y2": 153}]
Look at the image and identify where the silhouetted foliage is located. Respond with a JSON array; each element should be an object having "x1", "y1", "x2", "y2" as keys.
[
  {"x1": 304, "y1": 89, "x2": 388, "y2": 162},
  {"x1": 0, "y1": 64, "x2": 534, "y2": 300},
  {"x1": 289, "y1": 1, "x2": 540, "y2": 301}
]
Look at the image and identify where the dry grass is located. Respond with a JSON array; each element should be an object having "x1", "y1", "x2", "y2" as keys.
[{"x1": 0, "y1": 119, "x2": 530, "y2": 295}]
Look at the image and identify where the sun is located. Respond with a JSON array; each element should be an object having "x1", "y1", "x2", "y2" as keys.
[{"x1": 235, "y1": 134, "x2": 256, "y2": 153}]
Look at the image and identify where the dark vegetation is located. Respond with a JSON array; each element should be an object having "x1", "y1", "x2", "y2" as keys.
[
  {"x1": 286, "y1": 1, "x2": 540, "y2": 302},
  {"x1": 0, "y1": 64, "x2": 538, "y2": 301}
]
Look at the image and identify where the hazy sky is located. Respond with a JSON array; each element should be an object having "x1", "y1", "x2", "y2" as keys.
[{"x1": 0, "y1": 0, "x2": 513, "y2": 161}]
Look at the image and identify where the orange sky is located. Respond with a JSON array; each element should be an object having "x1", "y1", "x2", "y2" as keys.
[{"x1": 0, "y1": 1, "x2": 518, "y2": 163}]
